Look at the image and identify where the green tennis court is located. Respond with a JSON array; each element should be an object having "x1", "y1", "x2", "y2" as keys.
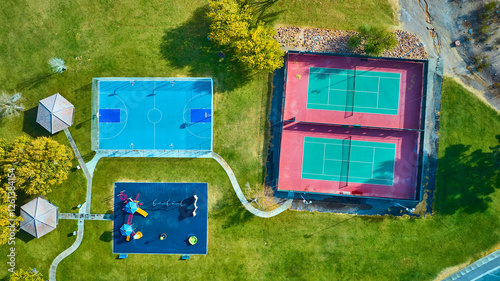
[
  {"x1": 301, "y1": 137, "x2": 396, "y2": 186},
  {"x1": 307, "y1": 67, "x2": 401, "y2": 115}
]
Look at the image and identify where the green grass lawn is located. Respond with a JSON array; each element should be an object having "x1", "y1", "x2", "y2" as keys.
[
  {"x1": 6, "y1": 77, "x2": 499, "y2": 281},
  {"x1": 268, "y1": 0, "x2": 397, "y2": 29},
  {"x1": 0, "y1": 220, "x2": 77, "y2": 280},
  {"x1": 1, "y1": 0, "x2": 499, "y2": 280}
]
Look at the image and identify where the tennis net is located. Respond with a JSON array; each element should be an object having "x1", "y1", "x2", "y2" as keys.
[
  {"x1": 344, "y1": 67, "x2": 356, "y2": 117},
  {"x1": 338, "y1": 136, "x2": 352, "y2": 188}
]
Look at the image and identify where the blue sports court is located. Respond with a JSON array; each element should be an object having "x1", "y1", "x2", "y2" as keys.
[{"x1": 92, "y1": 78, "x2": 213, "y2": 151}]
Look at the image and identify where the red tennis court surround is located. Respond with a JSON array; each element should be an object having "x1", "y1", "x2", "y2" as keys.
[
  {"x1": 277, "y1": 52, "x2": 427, "y2": 200},
  {"x1": 284, "y1": 53, "x2": 425, "y2": 129},
  {"x1": 278, "y1": 123, "x2": 419, "y2": 199}
]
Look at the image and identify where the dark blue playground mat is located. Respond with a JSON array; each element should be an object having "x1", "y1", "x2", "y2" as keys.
[{"x1": 113, "y1": 182, "x2": 208, "y2": 255}]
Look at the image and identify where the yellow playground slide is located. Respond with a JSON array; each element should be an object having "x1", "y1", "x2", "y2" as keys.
[{"x1": 136, "y1": 208, "x2": 148, "y2": 217}]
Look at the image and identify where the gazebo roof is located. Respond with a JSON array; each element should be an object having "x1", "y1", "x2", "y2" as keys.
[
  {"x1": 20, "y1": 197, "x2": 58, "y2": 238},
  {"x1": 36, "y1": 93, "x2": 74, "y2": 134}
]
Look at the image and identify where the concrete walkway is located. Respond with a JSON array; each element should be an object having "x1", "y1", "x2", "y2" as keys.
[
  {"x1": 49, "y1": 203, "x2": 86, "y2": 281},
  {"x1": 49, "y1": 130, "x2": 291, "y2": 280},
  {"x1": 64, "y1": 129, "x2": 92, "y2": 214},
  {"x1": 209, "y1": 152, "x2": 293, "y2": 218},
  {"x1": 86, "y1": 150, "x2": 212, "y2": 176},
  {"x1": 59, "y1": 213, "x2": 113, "y2": 221},
  {"x1": 86, "y1": 149, "x2": 293, "y2": 217},
  {"x1": 443, "y1": 249, "x2": 500, "y2": 280},
  {"x1": 49, "y1": 130, "x2": 94, "y2": 281}
]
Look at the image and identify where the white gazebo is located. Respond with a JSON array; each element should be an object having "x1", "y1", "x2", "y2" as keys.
[
  {"x1": 36, "y1": 93, "x2": 74, "y2": 134},
  {"x1": 20, "y1": 197, "x2": 59, "y2": 238}
]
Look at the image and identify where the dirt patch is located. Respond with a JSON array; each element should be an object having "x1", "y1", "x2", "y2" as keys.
[
  {"x1": 449, "y1": 76, "x2": 500, "y2": 113},
  {"x1": 413, "y1": 191, "x2": 428, "y2": 216},
  {"x1": 432, "y1": 260, "x2": 472, "y2": 281},
  {"x1": 389, "y1": 0, "x2": 401, "y2": 23}
]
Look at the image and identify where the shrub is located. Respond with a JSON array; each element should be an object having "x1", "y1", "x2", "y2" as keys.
[{"x1": 356, "y1": 24, "x2": 398, "y2": 56}]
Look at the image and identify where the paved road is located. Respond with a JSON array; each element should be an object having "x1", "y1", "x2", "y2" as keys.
[
  {"x1": 443, "y1": 249, "x2": 500, "y2": 280},
  {"x1": 400, "y1": 0, "x2": 500, "y2": 112}
]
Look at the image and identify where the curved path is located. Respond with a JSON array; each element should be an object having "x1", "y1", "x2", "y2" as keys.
[
  {"x1": 209, "y1": 152, "x2": 293, "y2": 218},
  {"x1": 49, "y1": 130, "x2": 291, "y2": 280},
  {"x1": 49, "y1": 203, "x2": 86, "y2": 281},
  {"x1": 49, "y1": 130, "x2": 92, "y2": 281}
]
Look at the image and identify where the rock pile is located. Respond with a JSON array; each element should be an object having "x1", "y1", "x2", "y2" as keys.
[
  {"x1": 273, "y1": 26, "x2": 428, "y2": 59},
  {"x1": 274, "y1": 26, "x2": 301, "y2": 48}
]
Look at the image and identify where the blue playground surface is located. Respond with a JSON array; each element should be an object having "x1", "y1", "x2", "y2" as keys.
[
  {"x1": 94, "y1": 78, "x2": 213, "y2": 151},
  {"x1": 113, "y1": 182, "x2": 208, "y2": 255}
]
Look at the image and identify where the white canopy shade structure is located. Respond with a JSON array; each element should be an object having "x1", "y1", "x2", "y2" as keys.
[
  {"x1": 36, "y1": 93, "x2": 74, "y2": 134},
  {"x1": 20, "y1": 197, "x2": 59, "y2": 238}
]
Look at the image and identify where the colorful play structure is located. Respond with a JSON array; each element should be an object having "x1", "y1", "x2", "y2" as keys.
[{"x1": 119, "y1": 192, "x2": 148, "y2": 241}]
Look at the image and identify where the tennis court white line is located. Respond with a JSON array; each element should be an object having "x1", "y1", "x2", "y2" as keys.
[
  {"x1": 302, "y1": 172, "x2": 393, "y2": 182},
  {"x1": 323, "y1": 159, "x2": 374, "y2": 164},
  {"x1": 305, "y1": 141, "x2": 396, "y2": 150},
  {"x1": 309, "y1": 71, "x2": 400, "y2": 80},
  {"x1": 376, "y1": 77, "x2": 380, "y2": 108},
  {"x1": 371, "y1": 147, "x2": 375, "y2": 178},
  {"x1": 307, "y1": 102, "x2": 398, "y2": 111},
  {"x1": 322, "y1": 144, "x2": 326, "y2": 174},
  {"x1": 327, "y1": 75, "x2": 331, "y2": 104},
  {"x1": 328, "y1": 88, "x2": 379, "y2": 94}
]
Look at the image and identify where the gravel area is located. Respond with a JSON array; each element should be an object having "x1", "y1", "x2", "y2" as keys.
[{"x1": 274, "y1": 26, "x2": 428, "y2": 59}]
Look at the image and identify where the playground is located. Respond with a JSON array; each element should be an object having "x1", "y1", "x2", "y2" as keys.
[{"x1": 112, "y1": 182, "x2": 208, "y2": 255}]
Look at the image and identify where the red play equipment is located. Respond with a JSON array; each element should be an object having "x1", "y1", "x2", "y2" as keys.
[{"x1": 118, "y1": 192, "x2": 148, "y2": 241}]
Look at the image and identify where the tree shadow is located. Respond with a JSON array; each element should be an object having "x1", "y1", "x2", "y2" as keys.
[
  {"x1": 16, "y1": 73, "x2": 54, "y2": 91},
  {"x1": 211, "y1": 190, "x2": 254, "y2": 229},
  {"x1": 22, "y1": 106, "x2": 51, "y2": 138},
  {"x1": 100, "y1": 230, "x2": 113, "y2": 242},
  {"x1": 435, "y1": 137, "x2": 500, "y2": 215},
  {"x1": 160, "y1": 6, "x2": 252, "y2": 92},
  {"x1": 250, "y1": 0, "x2": 284, "y2": 25}
]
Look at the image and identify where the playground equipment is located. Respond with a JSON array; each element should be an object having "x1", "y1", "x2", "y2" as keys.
[
  {"x1": 154, "y1": 195, "x2": 198, "y2": 217},
  {"x1": 188, "y1": 235, "x2": 197, "y2": 245},
  {"x1": 133, "y1": 231, "x2": 143, "y2": 240},
  {"x1": 118, "y1": 192, "x2": 148, "y2": 241},
  {"x1": 136, "y1": 208, "x2": 148, "y2": 217}
]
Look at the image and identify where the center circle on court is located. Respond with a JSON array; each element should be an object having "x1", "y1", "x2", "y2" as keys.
[{"x1": 147, "y1": 108, "x2": 162, "y2": 123}]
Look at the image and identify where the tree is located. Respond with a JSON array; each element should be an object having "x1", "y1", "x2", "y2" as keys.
[
  {"x1": 350, "y1": 25, "x2": 398, "y2": 56},
  {"x1": 8, "y1": 268, "x2": 44, "y2": 281},
  {"x1": 48, "y1": 57, "x2": 66, "y2": 73},
  {"x1": 0, "y1": 139, "x2": 13, "y2": 203},
  {"x1": 0, "y1": 204, "x2": 21, "y2": 246},
  {"x1": 207, "y1": 0, "x2": 254, "y2": 46},
  {"x1": 233, "y1": 24, "x2": 284, "y2": 73},
  {"x1": 0, "y1": 92, "x2": 24, "y2": 118},
  {"x1": 207, "y1": 0, "x2": 284, "y2": 73},
  {"x1": 1, "y1": 136, "x2": 73, "y2": 197}
]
